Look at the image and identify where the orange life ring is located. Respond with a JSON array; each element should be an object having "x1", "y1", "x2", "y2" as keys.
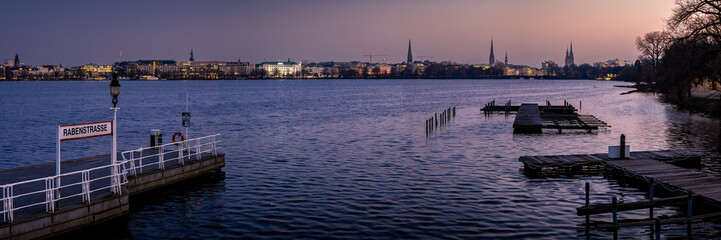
[{"x1": 172, "y1": 132, "x2": 184, "y2": 146}]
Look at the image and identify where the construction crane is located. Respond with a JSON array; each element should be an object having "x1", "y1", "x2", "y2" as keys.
[
  {"x1": 363, "y1": 52, "x2": 387, "y2": 63},
  {"x1": 417, "y1": 56, "x2": 435, "y2": 62}
]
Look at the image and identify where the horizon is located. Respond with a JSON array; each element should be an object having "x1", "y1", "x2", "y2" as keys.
[{"x1": 0, "y1": 0, "x2": 674, "y2": 68}]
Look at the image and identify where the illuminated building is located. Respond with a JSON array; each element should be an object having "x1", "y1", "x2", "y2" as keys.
[
  {"x1": 259, "y1": 60, "x2": 301, "y2": 77},
  {"x1": 80, "y1": 64, "x2": 113, "y2": 80}
]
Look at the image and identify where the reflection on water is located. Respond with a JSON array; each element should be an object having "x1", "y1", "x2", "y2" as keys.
[{"x1": 2, "y1": 79, "x2": 721, "y2": 239}]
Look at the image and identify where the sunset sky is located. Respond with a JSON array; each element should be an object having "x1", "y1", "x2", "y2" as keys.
[{"x1": 0, "y1": 0, "x2": 675, "y2": 67}]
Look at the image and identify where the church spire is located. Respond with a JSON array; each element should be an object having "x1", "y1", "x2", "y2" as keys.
[
  {"x1": 489, "y1": 38, "x2": 496, "y2": 65},
  {"x1": 504, "y1": 51, "x2": 508, "y2": 65},
  {"x1": 14, "y1": 53, "x2": 20, "y2": 67},
  {"x1": 189, "y1": 49, "x2": 195, "y2": 61},
  {"x1": 407, "y1": 39, "x2": 413, "y2": 64}
]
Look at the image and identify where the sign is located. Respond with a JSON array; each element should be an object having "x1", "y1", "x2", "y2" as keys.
[
  {"x1": 182, "y1": 112, "x2": 191, "y2": 127},
  {"x1": 58, "y1": 121, "x2": 113, "y2": 141}
]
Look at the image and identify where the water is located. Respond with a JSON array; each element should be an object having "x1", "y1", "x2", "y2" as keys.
[{"x1": 1, "y1": 79, "x2": 721, "y2": 239}]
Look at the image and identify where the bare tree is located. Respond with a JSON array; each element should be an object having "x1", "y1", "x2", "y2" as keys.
[
  {"x1": 668, "y1": 0, "x2": 721, "y2": 44},
  {"x1": 636, "y1": 31, "x2": 671, "y2": 81}
]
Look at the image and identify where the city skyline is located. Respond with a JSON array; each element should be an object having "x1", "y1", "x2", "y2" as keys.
[{"x1": 0, "y1": 0, "x2": 674, "y2": 67}]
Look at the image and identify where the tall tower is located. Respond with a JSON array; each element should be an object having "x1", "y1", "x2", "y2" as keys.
[
  {"x1": 14, "y1": 53, "x2": 19, "y2": 67},
  {"x1": 568, "y1": 42, "x2": 574, "y2": 67},
  {"x1": 489, "y1": 38, "x2": 495, "y2": 65},
  {"x1": 504, "y1": 51, "x2": 508, "y2": 65},
  {"x1": 564, "y1": 42, "x2": 575, "y2": 67},
  {"x1": 407, "y1": 39, "x2": 413, "y2": 63},
  {"x1": 190, "y1": 49, "x2": 195, "y2": 61}
]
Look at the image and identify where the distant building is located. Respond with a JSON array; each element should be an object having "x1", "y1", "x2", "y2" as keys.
[
  {"x1": 407, "y1": 39, "x2": 413, "y2": 64},
  {"x1": 259, "y1": 60, "x2": 301, "y2": 77},
  {"x1": 189, "y1": 49, "x2": 195, "y2": 61},
  {"x1": 489, "y1": 38, "x2": 495, "y2": 65},
  {"x1": 80, "y1": 64, "x2": 113, "y2": 80},
  {"x1": 564, "y1": 42, "x2": 575, "y2": 67},
  {"x1": 594, "y1": 59, "x2": 620, "y2": 68}
]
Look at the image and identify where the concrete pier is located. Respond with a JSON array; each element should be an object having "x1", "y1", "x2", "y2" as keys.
[{"x1": 0, "y1": 135, "x2": 223, "y2": 239}]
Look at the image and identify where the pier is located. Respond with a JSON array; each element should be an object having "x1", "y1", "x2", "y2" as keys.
[
  {"x1": 483, "y1": 100, "x2": 609, "y2": 133},
  {"x1": 517, "y1": 137, "x2": 721, "y2": 238},
  {"x1": 0, "y1": 134, "x2": 223, "y2": 239}
]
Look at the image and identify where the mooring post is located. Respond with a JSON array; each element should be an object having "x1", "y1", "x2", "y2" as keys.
[
  {"x1": 620, "y1": 134, "x2": 626, "y2": 159},
  {"x1": 655, "y1": 218, "x2": 661, "y2": 239},
  {"x1": 687, "y1": 191, "x2": 693, "y2": 218},
  {"x1": 585, "y1": 182, "x2": 590, "y2": 233},
  {"x1": 612, "y1": 195, "x2": 618, "y2": 226},
  {"x1": 580, "y1": 101, "x2": 582, "y2": 113},
  {"x1": 435, "y1": 113, "x2": 438, "y2": 127},
  {"x1": 453, "y1": 107, "x2": 455, "y2": 117},
  {"x1": 649, "y1": 178, "x2": 654, "y2": 231}
]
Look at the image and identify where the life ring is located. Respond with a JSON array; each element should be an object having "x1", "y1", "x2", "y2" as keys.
[{"x1": 172, "y1": 132, "x2": 184, "y2": 146}]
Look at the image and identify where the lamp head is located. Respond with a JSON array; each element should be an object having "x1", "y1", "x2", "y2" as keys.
[{"x1": 110, "y1": 73, "x2": 121, "y2": 107}]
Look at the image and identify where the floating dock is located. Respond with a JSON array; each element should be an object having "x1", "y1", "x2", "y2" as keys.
[
  {"x1": 512, "y1": 104, "x2": 542, "y2": 133},
  {"x1": 483, "y1": 100, "x2": 610, "y2": 133},
  {"x1": 519, "y1": 147, "x2": 721, "y2": 238},
  {"x1": 0, "y1": 134, "x2": 223, "y2": 239}
]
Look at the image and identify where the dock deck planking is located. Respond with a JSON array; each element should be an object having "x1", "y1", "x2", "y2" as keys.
[
  {"x1": 521, "y1": 150, "x2": 721, "y2": 209},
  {"x1": 512, "y1": 103, "x2": 543, "y2": 133}
]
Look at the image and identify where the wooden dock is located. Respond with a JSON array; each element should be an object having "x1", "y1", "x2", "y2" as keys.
[
  {"x1": 512, "y1": 103, "x2": 542, "y2": 133},
  {"x1": 484, "y1": 101, "x2": 609, "y2": 133},
  {"x1": 519, "y1": 149, "x2": 721, "y2": 238},
  {"x1": 519, "y1": 150, "x2": 702, "y2": 176}
]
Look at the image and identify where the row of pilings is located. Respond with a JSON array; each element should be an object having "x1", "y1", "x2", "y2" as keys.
[{"x1": 426, "y1": 107, "x2": 456, "y2": 136}]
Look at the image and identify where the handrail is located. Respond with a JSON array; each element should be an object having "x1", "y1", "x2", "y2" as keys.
[
  {"x1": 0, "y1": 133, "x2": 219, "y2": 224},
  {"x1": 0, "y1": 161, "x2": 127, "y2": 223},
  {"x1": 121, "y1": 134, "x2": 220, "y2": 178}
]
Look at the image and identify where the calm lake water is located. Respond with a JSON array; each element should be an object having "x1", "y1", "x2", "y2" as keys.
[{"x1": 1, "y1": 79, "x2": 721, "y2": 239}]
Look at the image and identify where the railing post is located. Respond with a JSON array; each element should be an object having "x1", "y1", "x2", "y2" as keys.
[
  {"x1": 179, "y1": 141, "x2": 185, "y2": 165},
  {"x1": 196, "y1": 138, "x2": 201, "y2": 160},
  {"x1": 159, "y1": 145, "x2": 165, "y2": 170},
  {"x1": 5, "y1": 186, "x2": 12, "y2": 223},
  {"x1": 213, "y1": 135, "x2": 217, "y2": 157}
]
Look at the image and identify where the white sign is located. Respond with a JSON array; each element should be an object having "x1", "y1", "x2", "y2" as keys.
[{"x1": 58, "y1": 121, "x2": 113, "y2": 141}]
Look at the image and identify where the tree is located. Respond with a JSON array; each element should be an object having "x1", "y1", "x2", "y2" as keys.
[
  {"x1": 636, "y1": 31, "x2": 671, "y2": 82},
  {"x1": 669, "y1": 0, "x2": 721, "y2": 44}
]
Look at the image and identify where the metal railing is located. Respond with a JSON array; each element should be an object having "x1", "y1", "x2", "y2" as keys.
[
  {"x1": 121, "y1": 134, "x2": 220, "y2": 177},
  {"x1": 0, "y1": 162, "x2": 127, "y2": 223}
]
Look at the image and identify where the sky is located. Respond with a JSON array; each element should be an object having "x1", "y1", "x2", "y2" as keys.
[{"x1": 0, "y1": 0, "x2": 675, "y2": 68}]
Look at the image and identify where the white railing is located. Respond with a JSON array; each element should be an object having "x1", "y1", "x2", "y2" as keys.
[
  {"x1": 121, "y1": 134, "x2": 220, "y2": 177},
  {"x1": 0, "y1": 162, "x2": 127, "y2": 223}
]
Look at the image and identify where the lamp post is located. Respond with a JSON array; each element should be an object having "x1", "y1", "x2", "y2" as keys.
[{"x1": 110, "y1": 73, "x2": 121, "y2": 194}]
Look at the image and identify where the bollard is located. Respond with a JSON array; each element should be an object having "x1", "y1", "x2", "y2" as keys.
[
  {"x1": 585, "y1": 182, "x2": 590, "y2": 233},
  {"x1": 687, "y1": 191, "x2": 693, "y2": 218},
  {"x1": 612, "y1": 195, "x2": 617, "y2": 225},
  {"x1": 649, "y1": 178, "x2": 654, "y2": 229},
  {"x1": 620, "y1": 134, "x2": 626, "y2": 159}
]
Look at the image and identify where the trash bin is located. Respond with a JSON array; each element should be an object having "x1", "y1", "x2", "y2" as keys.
[{"x1": 150, "y1": 129, "x2": 162, "y2": 147}]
